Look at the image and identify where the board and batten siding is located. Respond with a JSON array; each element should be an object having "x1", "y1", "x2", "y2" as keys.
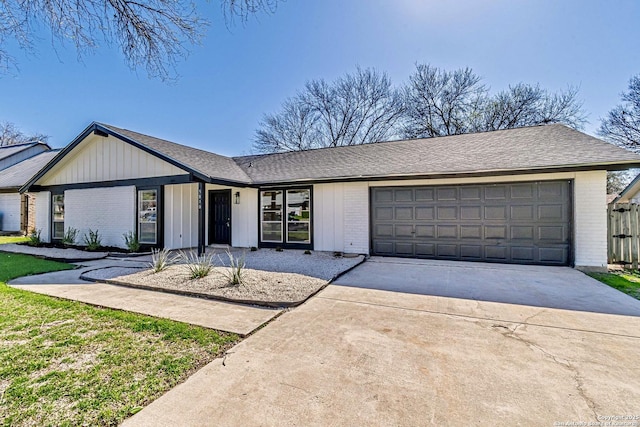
[
  {"x1": 39, "y1": 134, "x2": 186, "y2": 186},
  {"x1": 164, "y1": 183, "x2": 199, "y2": 250},
  {"x1": 34, "y1": 191, "x2": 50, "y2": 242},
  {"x1": 205, "y1": 184, "x2": 258, "y2": 248},
  {"x1": 0, "y1": 193, "x2": 21, "y2": 231},
  {"x1": 313, "y1": 171, "x2": 608, "y2": 268},
  {"x1": 65, "y1": 187, "x2": 135, "y2": 248}
]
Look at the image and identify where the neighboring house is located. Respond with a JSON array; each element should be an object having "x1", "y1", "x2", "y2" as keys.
[
  {"x1": 611, "y1": 174, "x2": 640, "y2": 204},
  {"x1": 20, "y1": 122, "x2": 640, "y2": 270},
  {"x1": 0, "y1": 141, "x2": 52, "y2": 233},
  {"x1": 0, "y1": 141, "x2": 50, "y2": 172},
  {"x1": 0, "y1": 150, "x2": 58, "y2": 233}
]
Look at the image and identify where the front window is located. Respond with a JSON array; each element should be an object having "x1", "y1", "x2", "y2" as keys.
[
  {"x1": 52, "y1": 194, "x2": 64, "y2": 239},
  {"x1": 286, "y1": 189, "x2": 310, "y2": 243},
  {"x1": 138, "y1": 189, "x2": 158, "y2": 244},
  {"x1": 261, "y1": 190, "x2": 283, "y2": 243},
  {"x1": 260, "y1": 188, "x2": 311, "y2": 246}
]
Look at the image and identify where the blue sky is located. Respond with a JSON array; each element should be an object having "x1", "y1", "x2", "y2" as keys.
[{"x1": 1, "y1": 0, "x2": 639, "y2": 156}]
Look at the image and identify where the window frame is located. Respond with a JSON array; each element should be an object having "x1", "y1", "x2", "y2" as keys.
[
  {"x1": 136, "y1": 186, "x2": 163, "y2": 248},
  {"x1": 51, "y1": 192, "x2": 65, "y2": 241},
  {"x1": 259, "y1": 186, "x2": 312, "y2": 249}
]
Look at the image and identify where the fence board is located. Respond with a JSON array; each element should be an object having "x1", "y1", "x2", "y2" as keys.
[{"x1": 608, "y1": 203, "x2": 640, "y2": 268}]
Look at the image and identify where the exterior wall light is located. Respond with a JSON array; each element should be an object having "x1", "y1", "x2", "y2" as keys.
[{"x1": 234, "y1": 191, "x2": 240, "y2": 204}]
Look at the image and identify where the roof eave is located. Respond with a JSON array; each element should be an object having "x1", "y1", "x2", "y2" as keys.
[{"x1": 252, "y1": 162, "x2": 640, "y2": 187}]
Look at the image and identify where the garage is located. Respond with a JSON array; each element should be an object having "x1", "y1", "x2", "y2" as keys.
[{"x1": 370, "y1": 181, "x2": 572, "y2": 265}]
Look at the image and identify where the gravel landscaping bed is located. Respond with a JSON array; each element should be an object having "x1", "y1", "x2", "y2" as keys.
[
  {"x1": 0, "y1": 243, "x2": 108, "y2": 261},
  {"x1": 82, "y1": 249, "x2": 365, "y2": 306}
]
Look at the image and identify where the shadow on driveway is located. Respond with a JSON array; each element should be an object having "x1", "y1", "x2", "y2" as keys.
[{"x1": 333, "y1": 257, "x2": 640, "y2": 317}]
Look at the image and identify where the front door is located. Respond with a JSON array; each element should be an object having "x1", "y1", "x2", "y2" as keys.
[{"x1": 208, "y1": 190, "x2": 231, "y2": 245}]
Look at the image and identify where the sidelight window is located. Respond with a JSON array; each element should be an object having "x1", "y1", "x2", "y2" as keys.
[{"x1": 138, "y1": 189, "x2": 158, "y2": 244}]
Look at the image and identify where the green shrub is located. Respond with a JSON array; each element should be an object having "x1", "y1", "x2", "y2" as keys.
[
  {"x1": 218, "y1": 249, "x2": 246, "y2": 285},
  {"x1": 27, "y1": 228, "x2": 42, "y2": 247},
  {"x1": 250, "y1": 246, "x2": 258, "y2": 252},
  {"x1": 275, "y1": 246, "x2": 283, "y2": 252},
  {"x1": 304, "y1": 249, "x2": 312, "y2": 255},
  {"x1": 62, "y1": 227, "x2": 79, "y2": 246},
  {"x1": 181, "y1": 251, "x2": 215, "y2": 279},
  {"x1": 149, "y1": 248, "x2": 177, "y2": 273},
  {"x1": 83, "y1": 229, "x2": 102, "y2": 251},
  {"x1": 123, "y1": 231, "x2": 141, "y2": 253}
]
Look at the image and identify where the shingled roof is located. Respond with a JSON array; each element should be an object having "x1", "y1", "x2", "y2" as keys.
[
  {"x1": 22, "y1": 122, "x2": 640, "y2": 191},
  {"x1": 0, "y1": 142, "x2": 50, "y2": 163},
  {"x1": 0, "y1": 150, "x2": 59, "y2": 190},
  {"x1": 234, "y1": 124, "x2": 640, "y2": 184},
  {"x1": 99, "y1": 124, "x2": 252, "y2": 184}
]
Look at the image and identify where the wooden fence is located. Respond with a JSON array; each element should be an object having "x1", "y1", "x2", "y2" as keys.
[{"x1": 608, "y1": 203, "x2": 640, "y2": 269}]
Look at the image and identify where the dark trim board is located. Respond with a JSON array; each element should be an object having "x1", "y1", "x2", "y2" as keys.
[{"x1": 29, "y1": 174, "x2": 193, "y2": 193}]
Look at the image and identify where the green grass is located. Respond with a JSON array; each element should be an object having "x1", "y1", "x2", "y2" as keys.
[
  {"x1": 588, "y1": 271, "x2": 640, "y2": 300},
  {"x1": 0, "y1": 236, "x2": 28, "y2": 245},
  {"x1": 0, "y1": 253, "x2": 239, "y2": 426}
]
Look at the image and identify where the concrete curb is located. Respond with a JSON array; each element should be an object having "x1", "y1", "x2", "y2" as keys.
[
  {"x1": 79, "y1": 266, "x2": 329, "y2": 309},
  {"x1": 0, "y1": 248, "x2": 108, "y2": 263}
]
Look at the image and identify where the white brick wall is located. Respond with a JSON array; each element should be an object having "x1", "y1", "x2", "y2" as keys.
[
  {"x1": 65, "y1": 186, "x2": 135, "y2": 248},
  {"x1": 573, "y1": 171, "x2": 607, "y2": 269},
  {"x1": 0, "y1": 193, "x2": 21, "y2": 232},
  {"x1": 34, "y1": 191, "x2": 50, "y2": 242},
  {"x1": 342, "y1": 182, "x2": 369, "y2": 254}
]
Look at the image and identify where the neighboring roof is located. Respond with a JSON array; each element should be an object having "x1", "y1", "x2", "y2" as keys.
[
  {"x1": 0, "y1": 150, "x2": 60, "y2": 190},
  {"x1": 234, "y1": 124, "x2": 640, "y2": 184},
  {"x1": 613, "y1": 173, "x2": 640, "y2": 203},
  {"x1": 21, "y1": 122, "x2": 640, "y2": 191},
  {"x1": 0, "y1": 141, "x2": 50, "y2": 162}
]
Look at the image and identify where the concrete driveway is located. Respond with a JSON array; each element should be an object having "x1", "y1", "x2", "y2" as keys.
[
  {"x1": 333, "y1": 257, "x2": 640, "y2": 316},
  {"x1": 125, "y1": 283, "x2": 640, "y2": 426}
]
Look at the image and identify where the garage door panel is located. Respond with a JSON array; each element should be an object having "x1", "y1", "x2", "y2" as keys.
[
  {"x1": 374, "y1": 207, "x2": 393, "y2": 220},
  {"x1": 415, "y1": 243, "x2": 434, "y2": 256},
  {"x1": 415, "y1": 225, "x2": 434, "y2": 238},
  {"x1": 415, "y1": 207, "x2": 434, "y2": 220},
  {"x1": 460, "y1": 206, "x2": 481, "y2": 220},
  {"x1": 371, "y1": 181, "x2": 571, "y2": 266},
  {"x1": 437, "y1": 206, "x2": 457, "y2": 220},
  {"x1": 395, "y1": 242, "x2": 414, "y2": 255},
  {"x1": 460, "y1": 245, "x2": 482, "y2": 258},
  {"x1": 395, "y1": 224, "x2": 414, "y2": 238},
  {"x1": 395, "y1": 189, "x2": 413, "y2": 202},
  {"x1": 460, "y1": 225, "x2": 482, "y2": 239},
  {"x1": 395, "y1": 207, "x2": 413, "y2": 220},
  {"x1": 437, "y1": 244, "x2": 458, "y2": 257}
]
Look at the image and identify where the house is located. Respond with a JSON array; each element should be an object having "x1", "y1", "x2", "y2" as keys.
[
  {"x1": 611, "y1": 173, "x2": 640, "y2": 204},
  {"x1": 20, "y1": 122, "x2": 640, "y2": 270},
  {"x1": 0, "y1": 143, "x2": 54, "y2": 233}
]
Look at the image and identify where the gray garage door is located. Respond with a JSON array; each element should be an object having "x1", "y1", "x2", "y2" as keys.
[{"x1": 371, "y1": 181, "x2": 571, "y2": 265}]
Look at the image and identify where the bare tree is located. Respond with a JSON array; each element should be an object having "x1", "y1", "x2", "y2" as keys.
[
  {"x1": 254, "y1": 67, "x2": 405, "y2": 153},
  {"x1": 402, "y1": 65, "x2": 486, "y2": 138},
  {"x1": 402, "y1": 64, "x2": 586, "y2": 139},
  {"x1": 0, "y1": 0, "x2": 278, "y2": 80},
  {"x1": 599, "y1": 75, "x2": 640, "y2": 152},
  {"x1": 0, "y1": 121, "x2": 48, "y2": 146}
]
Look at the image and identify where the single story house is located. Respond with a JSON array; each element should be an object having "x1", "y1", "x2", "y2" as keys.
[
  {"x1": 0, "y1": 143, "x2": 54, "y2": 233},
  {"x1": 20, "y1": 122, "x2": 640, "y2": 270},
  {"x1": 611, "y1": 173, "x2": 640, "y2": 204}
]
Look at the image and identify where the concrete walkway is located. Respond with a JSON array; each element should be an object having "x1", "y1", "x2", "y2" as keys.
[
  {"x1": 9, "y1": 258, "x2": 281, "y2": 336},
  {"x1": 124, "y1": 285, "x2": 640, "y2": 426},
  {"x1": 333, "y1": 257, "x2": 640, "y2": 316}
]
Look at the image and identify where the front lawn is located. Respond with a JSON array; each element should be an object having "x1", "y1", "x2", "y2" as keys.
[
  {"x1": 0, "y1": 235, "x2": 28, "y2": 245},
  {"x1": 0, "y1": 253, "x2": 239, "y2": 426},
  {"x1": 588, "y1": 271, "x2": 640, "y2": 301}
]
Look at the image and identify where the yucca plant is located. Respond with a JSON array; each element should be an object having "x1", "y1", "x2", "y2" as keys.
[
  {"x1": 62, "y1": 227, "x2": 79, "y2": 246},
  {"x1": 218, "y1": 249, "x2": 247, "y2": 285},
  {"x1": 27, "y1": 228, "x2": 42, "y2": 247},
  {"x1": 149, "y1": 248, "x2": 177, "y2": 273},
  {"x1": 123, "y1": 231, "x2": 141, "y2": 253},
  {"x1": 83, "y1": 229, "x2": 102, "y2": 251},
  {"x1": 181, "y1": 251, "x2": 215, "y2": 279}
]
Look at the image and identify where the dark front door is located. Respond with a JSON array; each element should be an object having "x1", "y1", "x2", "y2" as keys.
[{"x1": 208, "y1": 190, "x2": 231, "y2": 245}]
